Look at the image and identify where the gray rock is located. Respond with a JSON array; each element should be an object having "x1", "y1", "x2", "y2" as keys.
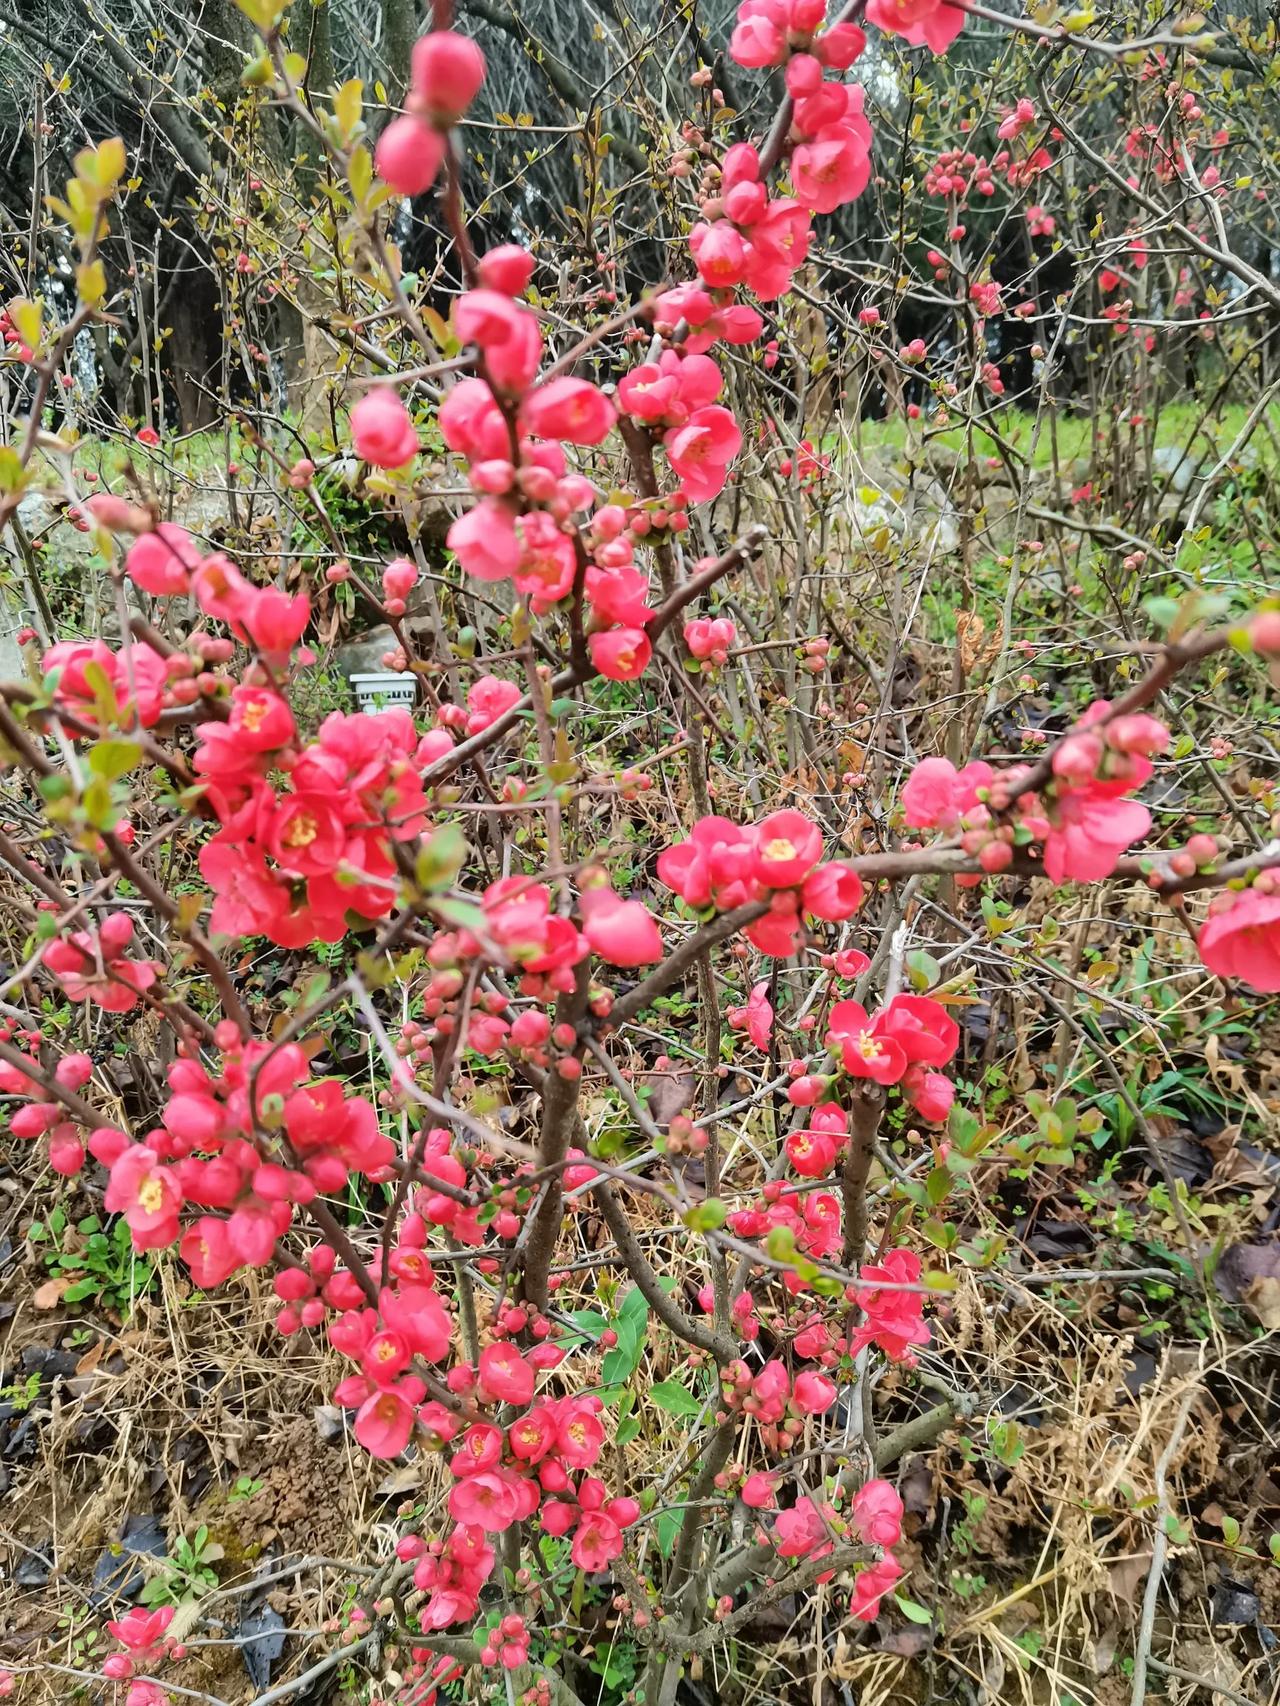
[{"x1": 334, "y1": 624, "x2": 399, "y2": 678}]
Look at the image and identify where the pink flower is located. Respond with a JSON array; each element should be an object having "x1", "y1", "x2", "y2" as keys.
[
  {"x1": 878, "y1": 995, "x2": 959, "y2": 1068},
  {"x1": 448, "y1": 501, "x2": 521, "y2": 581},
  {"x1": 448, "y1": 1470, "x2": 524, "y2": 1531},
  {"x1": 802, "y1": 861, "x2": 865, "y2": 921},
  {"x1": 351, "y1": 389, "x2": 419, "y2": 467},
  {"x1": 181, "y1": 1218, "x2": 243, "y2": 1287},
  {"x1": 125, "y1": 523, "x2": 202, "y2": 596},
  {"x1": 514, "y1": 511, "x2": 577, "y2": 608},
  {"x1": 106, "y1": 1606, "x2": 174, "y2": 1658},
  {"x1": 589, "y1": 629, "x2": 652, "y2": 681},
  {"x1": 104, "y1": 1146, "x2": 182, "y2": 1250},
  {"x1": 684, "y1": 615, "x2": 736, "y2": 664},
  {"x1": 439, "y1": 377, "x2": 509, "y2": 458},
  {"x1": 850, "y1": 1555, "x2": 903, "y2": 1620},
  {"x1": 521, "y1": 377, "x2": 615, "y2": 445},
  {"x1": 849, "y1": 1248, "x2": 930, "y2": 1364},
  {"x1": 664, "y1": 406, "x2": 742, "y2": 504},
  {"x1": 901, "y1": 756, "x2": 993, "y2": 828},
  {"x1": 555, "y1": 1403, "x2": 605, "y2": 1467},
  {"x1": 1198, "y1": 887, "x2": 1280, "y2": 992},
  {"x1": 772, "y1": 1496, "x2": 831, "y2": 1558},
  {"x1": 865, "y1": 0, "x2": 964, "y2": 51},
  {"x1": 478, "y1": 1342, "x2": 536, "y2": 1406},
  {"x1": 827, "y1": 1001, "x2": 907, "y2": 1085},
  {"x1": 42, "y1": 914, "x2": 161, "y2": 1013},
  {"x1": 1043, "y1": 783, "x2": 1151, "y2": 883},
  {"x1": 1107, "y1": 713, "x2": 1170, "y2": 756},
  {"x1": 571, "y1": 1511, "x2": 625, "y2": 1572},
  {"x1": 375, "y1": 116, "x2": 446, "y2": 194},
  {"x1": 785, "y1": 1127, "x2": 839, "y2": 1178},
  {"x1": 586, "y1": 567, "x2": 654, "y2": 628},
  {"x1": 727, "y1": 979, "x2": 773, "y2": 1049},
  {"x1": 744, "y1": 903, "x2": 805, "y2": 959},
  {"x1": 125, "y1": 1684, "x2": 171, "y2": 1706},
  {"x1": 730, "y1": 11, "x2": 786, "y2": 64},
  {"x1": 382, "y1": 558, "x2": 418, "y2": 602},
  {"x1": 479, "y1": 244, "x2": 535, "y2": 294},
  {"x1": 410, "y1": 30, "x2": 486, "y2": 125},
  {"x1": 465, "y1": 675, "x2": 522, "y2": 734},
  {"x1": 792, "y1": 125, "x2": 871, "y2": 214},
  {"x1": 997, "y1": 97, "x2": 1037, "y2": 141},
  {"x1": 581, "y1": 893, "x2": 663, "y2": 966},
  {"x1": 452, "y1": 1422, "x2": 505, "y2": 1475},
  {"x1": 753, "y1": 809, "x2": 823, "y2": 889},
  {"x1": 792, "y1": 1370, "x2": 837, "y2": 1415},
  {"x1": 817, "y1": 20, "x2": 866, "y2": 64},
  {"x1": 509, "y1": 1406, "x2": 557, "y2": 1461},
  {"x1": 852, "y1": 1479, "x2": 904, "y2": 1547},
  {"x1": 741, "y1": 1472, "x2": 778, "y2": 1508},
  {"x1": 903, "y1": 1066, "x2": 954, "y2": 1123},
  {"x1": 43, "y1": 639, "x2": 168, "y2": 730}
]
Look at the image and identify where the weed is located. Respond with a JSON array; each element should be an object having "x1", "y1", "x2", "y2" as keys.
[
  {"x1": 139, "y1": 1526, "x2": 222, "y2": 1607},
  {"x1": 28, "y1": 1208, "x2": 158, "y2": 1315}
]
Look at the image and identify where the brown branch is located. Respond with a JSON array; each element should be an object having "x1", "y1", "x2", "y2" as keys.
[{"x1": 840, "y1": 1082, "x2": 885, "y2": 1269}]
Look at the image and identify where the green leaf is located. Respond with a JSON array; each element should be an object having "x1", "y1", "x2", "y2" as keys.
[
  {"x1": 615, "y1": 1415, "x2": 642, "y2": 1446},
  {"x1": 333, "y1": 77, "x2": 362, "y2": 139},
  {"x1": 560, "y1": 1309, "x2": 608, "y2": 1346},
  {"x1": 417, "y1": 826, "x2": 467, "y2": 891},
  {"x1": 925, "y1": 1165, "x2": 953, "y2": 1206},
  {"x1": 649, "y1": 1381, "x2": 702, "y2": 1418},
  {"x1": 88, "y1": 739, "x2": 142, "y2": 783},
  {"x1": 905, "y1": 949, "x2": 941, "y2": 991},
  {"x1": 656, "y1": 1508, "x2": 685, "y2": 1558},
  {"x1": 893, "y1": 1594, "x2": 934, "y2": 1624},
  {"x1": 348, "y1": 143, "x2": 373, "y2": 204},
  {"x1": 683, "y1": 1199, "x2": 726, "y2": 1233},
  {"x1": 429, "y1": 897, "x2": 485, "y2": 935}
]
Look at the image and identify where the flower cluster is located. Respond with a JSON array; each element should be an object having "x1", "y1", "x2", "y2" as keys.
[
  {"x1": 197, "y1": 694, "x2": 427, "y2": 947},
  {"x1": 103, "y1": 1607, "x2": 179, "y2": 1680},
  {"x1": 41, "y1": 912, "x2": 162, "y2": 1014},
  {"x1": 375, "y1": 1345, "x2": 640, "y2": 1626},
  {"x1": 901, "y1": 701, "x2": 1171, "y2": 886},
  {"x1": 823, "y1": 991, "x2": 959, "y2": 1097},
  {"x1": 658, "y1": 808, "x2": 864, "y2": 955}
]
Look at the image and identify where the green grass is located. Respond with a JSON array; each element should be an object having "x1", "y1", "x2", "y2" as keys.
[{"x1": 844, "y1": 401, "x2": 1280, "y2": 471}]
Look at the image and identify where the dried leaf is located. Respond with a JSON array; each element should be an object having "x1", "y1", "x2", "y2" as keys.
[{"x1": 33, "y1": 1276, "x2": 73, "y2": 1309}]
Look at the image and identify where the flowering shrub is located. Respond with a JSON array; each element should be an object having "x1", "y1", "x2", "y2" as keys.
[{"x1": 2, "y1": 1, "x2": 1279, "y2": 1703}]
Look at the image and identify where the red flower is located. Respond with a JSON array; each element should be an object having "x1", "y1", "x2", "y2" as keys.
[
  {"x1": 849, "y1": 1248, "x2": 930, "y2": 1364},
  {"x1": 852, "y1": 1479, "x2": 904, "y2": 1547},
  {"x1": 752, "y1": 809, "x2": 823, "y2": 889},
  {"x1": 589, "y1": 629, "x2": 652, "y2": 681},
  {"x1": 478, "y1": 1342, "x2": 536, "y2": 1406},
  {"x1": 1198, "y1": 886, "x2": 1280, "y2": 992},
  {"x1": 520, "y1": 376, "x2": 615, "y2": 445},
  {"x1": 354, "y1": 1386, "x2": 416, "y2": 1458},
  {"x1": 850, "y1": 1555, "x2": 903, "y2": 1620},
  {"x1": 878, "y1": 994, "x2": 959, "y2": 1067},
  {"x1": 827, "y1": 1001, "x2": 907, "y2": 1085},
  {"x1": 1043, "y1": 781, "x2": 1151, "y2": 883}
]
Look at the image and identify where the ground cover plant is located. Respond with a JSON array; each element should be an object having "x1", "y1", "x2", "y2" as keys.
[{"x1": 1, "y1": 0, "x2": 1279, "y2": 1702}]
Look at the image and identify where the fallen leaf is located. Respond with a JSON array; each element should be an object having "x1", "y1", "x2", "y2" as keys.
[
  {"x1": 1108, "y1": 1550, "x2": 1153, "y2": 1606},
  {"x1": 33, "y1": 1276, "x2": 73, "y2": 1310},
  {"x1": 1245, "y1": 1275, "x2": 1280, "y2": 1332}
]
